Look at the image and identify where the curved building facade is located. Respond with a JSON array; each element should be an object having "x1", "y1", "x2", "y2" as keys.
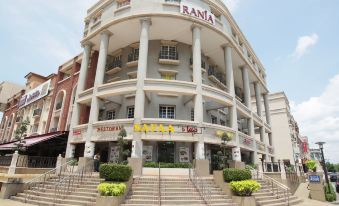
[{"x1": 67, "y1": 0, "x2": 274, "y2": 169}]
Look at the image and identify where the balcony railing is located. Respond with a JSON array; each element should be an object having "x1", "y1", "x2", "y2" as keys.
[
  {"x1": 117, "y1": 0, "x2": 130, "y2": 9},
  {"x1": 33, "y1": 108, "x2": 42, "y2": 117},
  {"x1": 55, "y1": 102, "x2": 62, "y2": 110},
  {"x1": 189, "y1": 58, "x2": 206, "y2": 69},
  {"x1": 106, "y1": 60, "x2": 122, "y2": 70},
  {"x1": 16, "y1": 156, "x2": 57, "y2": 168},
  {"x1": 0, "y1": 156, "x2": 12, "y2": 166},
  {"x1": 208, "y1": 67, "x2": 227, "y2": 90},
  {"x1": 128, "y1": 53, "x2": 139, "y2": 62}
]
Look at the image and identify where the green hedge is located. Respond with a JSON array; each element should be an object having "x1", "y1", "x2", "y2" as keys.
[
  {"x1": 99, "y1": 164, "x2": 132, "y2": 182},
  {"x1": 324, "y1": 184, "x2": 337, "y2": 202},
  {"x1": 230, "y1": 180, "x2": 261, "y2": 196},
  {"x1": 97, "y1": 183, "x2": 126, "y2": 196},
  {"x1": 143, "y1": 162, "x2": 192, "y2": 168},
  {"x1": 223, "y1": 168, "x2": 251, "y2": 182}
]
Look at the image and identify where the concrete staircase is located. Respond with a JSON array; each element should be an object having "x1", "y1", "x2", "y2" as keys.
[
  {"x1": 11, "y1": 173, "x2": 102, "y2": 206},
  {"x1": 254, "y1": 179, "x2": 303, "y2": 206},
  {"x1": 121, "y1": 176, "x2": 238, "y2": 206}
]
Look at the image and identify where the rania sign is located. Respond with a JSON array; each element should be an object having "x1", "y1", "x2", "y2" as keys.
[
  {"x1": 18, "y1": 80, "x2": 51, "y2": 108},
  {"x1": 180, "y1": 3, "x2": 215, "y2": 25}
]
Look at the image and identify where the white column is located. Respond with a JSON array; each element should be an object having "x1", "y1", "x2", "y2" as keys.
[
  {"x1": 192, "y1": 25, "x2": 205, "y2": 160},
  {"x1": 66, "y1": 43, "x2": 92, "y2": 158},
  {"x1": 241, "y1": 66, "x2": 251, "y2": 109},
  {"x1": 263, "y1": 93, "x2": 271, "y2": 125},
  {"x1": 131, "y1": 18, "x2": 151, "y2": 158},
  {"x1": 84, "y1": 31, "x2": 111, "y2": 158},
  {"x1": 254, "y1": 82, "x2": 263, "y2": 117},
  {"x1": 8, "y1": 151, "x2": 19, "y2": 175}
]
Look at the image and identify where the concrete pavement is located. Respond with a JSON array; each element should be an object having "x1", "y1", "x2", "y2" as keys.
[{"x1": 0, "y1": 199, "x2": 35, "y2": 206}]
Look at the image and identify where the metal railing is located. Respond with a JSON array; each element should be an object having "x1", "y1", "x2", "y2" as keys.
[
  {"x1": 159, "y1": 51, "x2": 179, "y2": 60},
  {"x1": 264, "y1": 162, "x2": 281, "y2": 172},
  {"x1": 0, "y1": 156, "x2": 12, "y2": 166},
  {"x1": 189, "y1": 166, "x2": 211, "y2": 205},
  {"x1": 17, "y1": 156, "x2": 57, "y2": 168},
  {"x1": 249, "y1": 166, "x2": 291, "y2": 206},
  {"x1": 106, "y1": 60, "x2": 122, "y2": 70},
  {"x1": 158, "y1": 162, "x2": 161, "y2": 206},
  {"x1": 128, "y1": 53, "x2": 139, "y2": 62},
  {"x1": 53, "y1": 159, "x2": 93, "y2": 204},
  {"x1": 24, "y1": 159, "x2": 75, "y2": 204}
]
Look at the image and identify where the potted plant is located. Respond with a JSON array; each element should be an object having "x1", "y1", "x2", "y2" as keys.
[
  {"x1": 230, "y1": 180, "x2": 261, "y2": 206},
  {"x1": 306, "y1": 160, "x2": 317, "y2": 172},
  {"x1": 96, "y1": 183, "x2": 127, "y2": 206}
]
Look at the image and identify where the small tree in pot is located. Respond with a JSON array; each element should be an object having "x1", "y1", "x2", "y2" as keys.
[{"x1": 306, "y1": 160, "x2": 317, "y2": 172}]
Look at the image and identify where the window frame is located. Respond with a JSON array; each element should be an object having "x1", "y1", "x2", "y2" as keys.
[
  {"x1": 211, "y1": 115, "x2": 217, "y2": 124},
  {"x1": 127, "y1": 106, "x2": 135, "y2": 119},
  {"x1": 106, "y1": 110, "x2": 116, "y2": 120},
  {"x1": 160, "y1": 45, "x2": 177, "y2": 60},
  {"x1": 159, "y1": 105, "x2": 176, "y2": 119}
]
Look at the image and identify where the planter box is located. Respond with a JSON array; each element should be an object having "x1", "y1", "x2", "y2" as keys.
[
  {"x1": 213, "y1": 170, "x2": 233, "y2": 196},
  {"x1": 96, "y1": 176, "x2": 133, "y2": 206},
  {"x1": 232, "y1": 196, "x2": 256, "y2": 206}
]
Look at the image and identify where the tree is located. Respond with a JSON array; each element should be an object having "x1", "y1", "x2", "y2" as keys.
[
  {"x1": 213, "y1": 131, "x2": 234, "y2": 170},
  {"x1": 117, "y1": 127, "x2": 130, "y2": 164},
  {"x1": 13, "y1": 119, "x2": 30, "y2": 153},
  {"x1": 326, "y1": 162, "x2": 336, "y2": 173}
]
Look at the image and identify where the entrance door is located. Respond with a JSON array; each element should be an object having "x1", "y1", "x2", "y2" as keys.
[{"x1": 158, "y1": 142, "x2": 175, "y2": 163}]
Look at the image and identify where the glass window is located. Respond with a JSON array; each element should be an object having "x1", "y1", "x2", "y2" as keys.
[
  {"x1": 160, "y1": 45, "x2": 178, "y2": 60},
  {"x1": 117, "y1": 0, "x2": 130, "y2": 8},
  {"x1": 220, "y1": 120, "x2": 226, "y2": 126},
  {"x1": 106, "y1": 110, "x2": 116, "y2": 120},
  {"x1": 159, "y1": 106, "x2": 175, "y2": 119},
  {"x1": 161, "y1": 74, "x2": 175, "y2": 80},
  {"x1": 211, "y1": 115, "x2": 217, "y2": 124},
  {"x1": 127, "y1": 106, "x2": 134, "y2": 119}
]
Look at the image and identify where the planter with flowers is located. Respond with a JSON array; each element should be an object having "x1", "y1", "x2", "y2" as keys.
[{"x1": 230, "y1": 180, "x2": 261, "y2": 206}]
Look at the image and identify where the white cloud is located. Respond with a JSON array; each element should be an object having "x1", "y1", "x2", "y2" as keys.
[
  {"x1": 293, "y1": 33, "x2": 319, "y2": 59},
  {"x1": 291, "y1": 74, "x2": 339, "y2": 163},
  {"x1": 223, "y1": 0, "x2": 241, "y2": 13}
]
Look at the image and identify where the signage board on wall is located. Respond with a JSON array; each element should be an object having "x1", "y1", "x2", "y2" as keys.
[
  {"x1": 180, "y1": 2, "x2": 216, "y2": 25},
  {"x1": 143, "y1": 146, "x2": 153, "y2": 162},
  {"x1": 309, "y1": 175, "x2": 321, "y2": 183},
  {"x1": 179, "y1": 147, "x2": 189, "y2": 163},
  {"x1": 18, "y1": 79, "x2": 51, "y2": 108}
]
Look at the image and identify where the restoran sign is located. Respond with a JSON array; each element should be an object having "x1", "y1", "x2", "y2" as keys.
[
  {"x1": 18, "y1": 79, "x2": 51, "y2": 108},
  {"x1": 180, "y1": 3, "x2": 216, "y2": 25}
]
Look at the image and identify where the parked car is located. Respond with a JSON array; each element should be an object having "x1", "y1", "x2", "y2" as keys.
[
  {"x1": 330, "y1": 174, "x2": 338, "y2": 182},
  {"x1": 336, "y1": 180, "x2": 339, "y2": 193}
]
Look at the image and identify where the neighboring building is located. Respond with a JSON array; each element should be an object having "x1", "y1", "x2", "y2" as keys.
[
  {"x1": 267, "y1": 92, "x2": 301, "y2": 166},
  {"x1": 0, "y1": 81, "x2": 25, "y2": 112},
  {"x1": 64, "y1": 0, "x2": 274, "y2": 169},
  {"x1": 310, "y1": 148, "x2": 322, "y2": 162}
]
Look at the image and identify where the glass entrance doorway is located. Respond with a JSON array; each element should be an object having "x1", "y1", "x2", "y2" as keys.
[{"x1": 158, "y1": 141, "x2": 175, "y2": 163}]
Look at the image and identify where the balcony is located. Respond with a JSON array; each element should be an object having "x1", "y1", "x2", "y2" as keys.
[
  {"x1": 267, "y1": 145, "x2": 274, "y2": 155},
  {"x1": 127, "y1": 53, "x2": 139, "y2": 68},
  {"x1": 71, "y1": 124, "x2": 88, "y2": 143},
  {"x1": 189, "y1": 58, "x2": 206, "y2": 73},
  {"x1": 159, "y1": 51, "x2": 179, "y2": 65},
  {"x1": 117, "y1": 0, "x2": 131, "y2": 9},
  {"x1": 239, "y1": 132, "x2": 254, "y2": 149},
  {"x1": 33, "y1": 108, "x2": 42, "y2": 117},
  {"x1": 208, "y1": 67, "x2": 227, "y2": 91},
  {"x1": 256, "y1": 141, "x2": 266, "y2": 152},
  {"x1": 105, "y1": 60, "x2": 122, "y2": 75}
]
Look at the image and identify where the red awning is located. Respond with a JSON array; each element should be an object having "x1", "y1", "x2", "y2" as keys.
[{"x1": 0, "y1": 132, "x2": 66, "y2": 151}]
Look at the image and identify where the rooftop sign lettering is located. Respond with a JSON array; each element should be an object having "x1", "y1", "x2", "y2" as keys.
[
  {"x1": 18, "y1": 79, "x2": 51, "y2": 108},
  {"x1": 180, "y1": 3, "x2": 215, "y2": 25}
]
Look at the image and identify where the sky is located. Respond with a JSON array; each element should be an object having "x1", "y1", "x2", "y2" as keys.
[{"x1": 0, "y1": 0, "x2": 338, "y2": 162}]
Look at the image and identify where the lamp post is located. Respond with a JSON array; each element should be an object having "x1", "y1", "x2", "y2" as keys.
[{"x1": 315, "y1": 141, "x2": 331, "y2": 191}]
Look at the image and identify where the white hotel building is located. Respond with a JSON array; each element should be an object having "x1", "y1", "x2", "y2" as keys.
[{"x1": 67, "y1": 0, "x2": 274, "y2": 172}]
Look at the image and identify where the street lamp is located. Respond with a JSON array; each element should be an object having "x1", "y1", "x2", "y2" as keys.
[{"x1": 315, "y1": 141, "x2": 331, "y2": 191}]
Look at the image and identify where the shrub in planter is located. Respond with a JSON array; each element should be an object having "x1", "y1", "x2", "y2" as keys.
[
  {"x1": 305, "y1": 160, "x2": 317, "y2": 172},
  {"x1": 324, "y1": 184, "x2": 337, "y2": 202},
  {"x1": 99, "y1": 164, "x2": 132, "y2": 181},
  {"x1": 97, "y1": 183, "x2": 126, "y2": 196},
  {"x1": 223, "y1": 168, "x2": 251, "y2": 182},
  {"x1": 230, "y1": 180, "x2": 261, "y2": 196}
]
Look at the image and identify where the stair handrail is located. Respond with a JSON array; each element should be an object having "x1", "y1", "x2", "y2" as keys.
[
  {"x1": 158, "y1": 162, "x2": 161, "y2": 206},
  {"x1": 189, "y1": 163, "x2": 211, "y2": 205},
  {"x1": 24, "y1": 159, "x2": 75, "y2": 203},
  {"x1": 53, "y1": 159, "x2": 94, "y2": 204},
  {"x1": 248, "y1": 165, "x2": 290, "y2": 206}
]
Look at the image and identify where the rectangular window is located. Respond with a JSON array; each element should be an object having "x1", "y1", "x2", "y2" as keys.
[
  {"x1": 160, "y1": 45, "x2": 178, "y2": 60},
  {"x1": 191, "y1": 109, "x2": 194, "y2": 121},
  {"x1": 211, "y1": 115, "x2": 217, "y2": 124},
  {"x1": 127, "y1": 106, "x2": 134, "y2": 119},
  {"x1": 128, "y1": 48, "x2": 139, "y2": 62},
  {"x1": 161, "y1": 74, "x2": 176, "y2": 80},
  {"x1": 159, "y1": 105, "x2": 175, "y2": 119},
  {"x1": 220, "y1": 120, "x2": 226, "y2": 126},
  {"x1": 106, "y1": 110, "x2": 116, "y2": 120}
]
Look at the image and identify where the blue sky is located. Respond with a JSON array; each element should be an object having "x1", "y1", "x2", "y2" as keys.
[{"x1": 0, "y1": 0, "x2": 338, "y2": 162}]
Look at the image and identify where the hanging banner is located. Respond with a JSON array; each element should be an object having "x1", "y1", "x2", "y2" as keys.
[
  {"x1": 109, "y1": 146, "x2": 119, "y2": 163},
  {"x1": 179, "y1": 147, "x2": 190, "y2": 163},
  {"x1": 143, "y1": 146, "x2": 153, "y2": 162}
]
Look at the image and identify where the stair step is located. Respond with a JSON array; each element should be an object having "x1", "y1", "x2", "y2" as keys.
[{"x1": 16, "y1": 193, "x2": 95, "y2": 206}]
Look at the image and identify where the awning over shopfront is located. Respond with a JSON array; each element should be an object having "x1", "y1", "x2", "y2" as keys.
[{"x1": 0, "y1": 131, "x2": 67, "y2": 151}]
